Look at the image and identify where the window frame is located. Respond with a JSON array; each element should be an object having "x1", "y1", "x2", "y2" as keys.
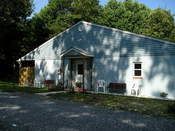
[{"x1": 133, "y1": 62, "x2": 142, "y2": 78}]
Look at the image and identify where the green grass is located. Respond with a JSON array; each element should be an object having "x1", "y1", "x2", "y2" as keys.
[
  {"x1": 0, "y1": 120, "x2": 11, "y2": 130},
  {"x1": 49, "y1": 92, "x2": 175, "y2": 118},
  {"x1": 0, "y1": 81, "x2": 50, "y2": 93},
  {"x1": 1, "y1": 81, "x2": 175, "y2": 118}
]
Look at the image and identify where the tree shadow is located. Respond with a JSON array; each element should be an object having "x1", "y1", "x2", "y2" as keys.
[
  {"x1": 20, "y1": 21, "x2": 175, "y2": 99},
  {"x1": 0, "y1": 93, "x2": 174, "y2": 130},
  {"x1": 51, "y1": 21, "x2": 175, "y2": 99}
]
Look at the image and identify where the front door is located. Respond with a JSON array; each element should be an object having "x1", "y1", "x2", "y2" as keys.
[
  {"x1": 63, "y1": 58, "x2": 92, "y2": 90},
  {"x1": 72, "y1": 60, "x2": 84, "y2": 88}
]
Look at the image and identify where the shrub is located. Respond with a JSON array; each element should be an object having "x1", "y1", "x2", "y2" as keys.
[{"x1": 160, "y1": 92, "x2": 168, "y2": 98}]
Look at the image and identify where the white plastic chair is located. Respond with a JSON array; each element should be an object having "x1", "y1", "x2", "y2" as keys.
[
  {"x1": 34, "y1": 80, "x2": 42, "y2": 88},
  {"x1": 96, "y1": 80, "x2": 106, "y2": 93},
  {"x1": 131, "y1": 83, "x2": 141, "y2": 96}
]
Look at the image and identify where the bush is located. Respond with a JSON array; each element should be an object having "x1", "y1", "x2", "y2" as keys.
[
  {"x1": 75, "y1": 82, "x2": 82, "y2": 88},
  {"x1": 160, "y1": 92, "x2": 168, "y2": 98}
]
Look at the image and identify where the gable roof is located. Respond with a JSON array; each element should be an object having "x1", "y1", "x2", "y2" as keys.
[
  {"x1": 17, "y1": 22, "x2": 81, "y2": 61},
  {"x1": 61, "y1": 47, "x2": 94, "y2": 58},
  {"x1": 92, "y1": 22, "x2": 175, "y2": 45},
  {"x1": 18, "y1": 21, "x2": 175, "y2": 61}
]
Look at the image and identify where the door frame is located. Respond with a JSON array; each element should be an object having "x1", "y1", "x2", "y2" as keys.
[{"x1": 71, "y1": 59, "x2": 85, "y2": 89}]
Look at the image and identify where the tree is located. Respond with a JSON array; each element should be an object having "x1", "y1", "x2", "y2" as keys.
[
  {"x1": 170, "y1": 26, "x2": 175, "y2": 42},
  {"x1": 71, "y1": 0, "x2": 101, "y2": 22},
  {"x1": 100, "y1": 0, "x2": 150, "y2": 34},
  {"x1": 33, "y1": 0, "x2": 101, "y2": 37},
  {"x1": 37, "y1": 0, "x2": 73, "y2": 25},
  {"x1": 98, "y1": 0, "x2": 175, "y2": 42},
  {"x1": 21, "y1": 17, "x2": 50, "y2": 55},
  {"x1": 144, "y1": 8, "x2": 175, "y2": 40},
  {"x1": 0, "y1": 0, "x2": 33, "y2": 80}
]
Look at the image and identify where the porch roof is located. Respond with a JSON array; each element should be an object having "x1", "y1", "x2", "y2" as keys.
[{"x1": 60, "y1": 47, "x2": 94, "y2": 58}]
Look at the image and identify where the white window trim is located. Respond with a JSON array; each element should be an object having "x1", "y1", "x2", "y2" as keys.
[{"x1": 133, "y1": 62, "x2": 142, "y2": 79}]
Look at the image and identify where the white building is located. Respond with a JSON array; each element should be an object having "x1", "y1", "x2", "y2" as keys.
[{"x1": 18, "y1": 21, "x2": 175, "y2": 99}]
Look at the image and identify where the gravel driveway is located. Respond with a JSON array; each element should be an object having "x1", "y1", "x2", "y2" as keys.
[{"x1": 0, "y1": 92, "x2": 174, "y2": 131}]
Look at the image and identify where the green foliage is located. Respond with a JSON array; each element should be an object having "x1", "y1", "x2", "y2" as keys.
[
  {"x1": 170, "y1": 27, "x2": 175, "y2": 42},
  {"x1": 99, "y1": 0, "x2": 151, "y2": 34},
  {"x1": 21, "y1": 17, "x2": 50, "y2": 55},
  {"x1": 71, "y1": 0, "x2": 101, "y2": 22},
  {"x1": 0, "y1": 0, "x2": 33, "y2": 58},
  {"x1": 160, "y1": 92, "x2": 168, "y2": 98},
  {"x1": 98, "y1": 0, "x2": 175, "y2": 41},
  {"x1": 144, "y1": 8, "x2": 175, "y2": 40},
  {"x1": 33, "y1": 0, "x2": 101, "y2": 36},
  {"x1": 0, "y1": 0, "x2": 33, "y2": 81},
  {"x1": 37, "y1": 0, "x2": 73, "y2": 24}
]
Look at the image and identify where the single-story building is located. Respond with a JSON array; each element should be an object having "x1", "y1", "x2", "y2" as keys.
[{"x1": 17, "y1": 21, "x2": 175, "y2": 99}]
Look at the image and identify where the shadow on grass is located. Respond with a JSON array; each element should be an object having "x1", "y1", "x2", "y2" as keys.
[
  {"x1": 167, "y1": 103, "x2": 175, "y2": 115},
  {"x1": 0, "y1": 120, "x2": 12, "y2": 131},
  {"x1": 0, "y1": 81, "x2": 49, "y2": 93},
  {"x1": 49, "y1": 92, "x2": 175, "y2": 119}
]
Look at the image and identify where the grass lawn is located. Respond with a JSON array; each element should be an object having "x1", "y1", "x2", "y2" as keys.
[
  {"x1": 0, "y1": 81, "x2": 53, "y2": 93},
  {"x1": 49, "y1": 92, "x2": 175, "y2": 118},
  {"x1": 0, "y1": 120, "x2": 11, "y2": 130},
  {"x1": 1, "y1": 81, "x2": 175, "y2": 118}
]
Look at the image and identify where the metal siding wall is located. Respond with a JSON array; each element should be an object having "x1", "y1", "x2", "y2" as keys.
[
  {"x1": 22, "y1": 22, "x2": 175, "y2": 99},
  {"x1": 21, "y1": 22, "x2": 175, "y2": 60},
  {"x1": 35, "y1": 60, "x2": 62, "y2": 86},
  {"x1": 124, "y1": 55, "x2": 175, "y2": 99}
]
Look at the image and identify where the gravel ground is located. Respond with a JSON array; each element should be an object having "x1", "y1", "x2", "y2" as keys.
[{"x1": 0, "y1": 92, "x2": 175, "y2": 131}]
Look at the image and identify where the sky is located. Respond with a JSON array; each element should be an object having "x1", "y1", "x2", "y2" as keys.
[{"x1": 33, "y1": 0, "x2": 175, "y2": 15}]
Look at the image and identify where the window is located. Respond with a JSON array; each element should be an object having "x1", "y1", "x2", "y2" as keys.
[{"x1": 134, "y1": 63, "x2": 142, "y2": 76}]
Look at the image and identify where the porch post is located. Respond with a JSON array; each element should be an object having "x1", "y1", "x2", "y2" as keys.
[
  {"x1": 70, "y1": 59, "x2": 73, "y2": 88},
  {"x1": 90, "y1": 57, "x2": 93, "y2": 90},
  {"x1": 62, "y1": 57, "x2": 65, "y2": 89},
  {"x1": 83, "y1": 58, "x2": 85, "y2": 92}
]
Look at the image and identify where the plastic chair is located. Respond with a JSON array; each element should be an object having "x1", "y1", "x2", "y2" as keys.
[
  {"x1": 131, "y1": 83, "x2": 141, "y2": 96},
  {"x1": 96, "y1": 80, "x2": 106, "y2": 93}
]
